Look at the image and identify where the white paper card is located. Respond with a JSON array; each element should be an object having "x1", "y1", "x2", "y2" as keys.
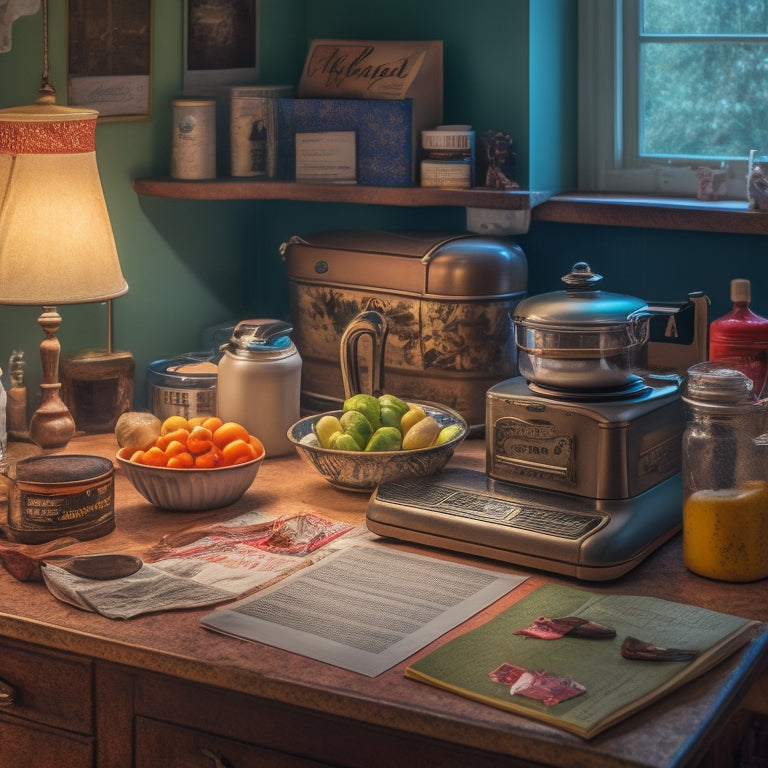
[{"x1": 295, "y1": 130, "x2": 356, "y2": 182}]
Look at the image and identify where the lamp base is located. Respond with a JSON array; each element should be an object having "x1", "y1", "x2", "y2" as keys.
[
  {"x1": 60, "y1": 350, "x2": 135, "y2": 433},
  {"x1": 29, "y1": 382, "x2": 76, "y2": 449}
]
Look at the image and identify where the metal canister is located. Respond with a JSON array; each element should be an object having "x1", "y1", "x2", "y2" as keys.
[
  {"x1": 146, "y1": 354, "x2": 218, "y2": 421},
  {"x1": 0, "y1": 455, "x2": 115, "y2": 543},
  {"x1": 217, "y1": 320, "x2": 301, "y2": 457},
  {"x1": 170, "y1": 99, "x2": 216, "y2": 180}
]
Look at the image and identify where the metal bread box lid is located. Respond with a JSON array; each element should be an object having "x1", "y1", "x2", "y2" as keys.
[{"x1": 280, "y1": 230, "x2": 528, "y2": 300}]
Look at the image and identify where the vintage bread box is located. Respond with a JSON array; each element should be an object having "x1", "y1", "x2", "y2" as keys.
[{"x1": 280, "y1": 230, "x2": 528, "y2": 428}]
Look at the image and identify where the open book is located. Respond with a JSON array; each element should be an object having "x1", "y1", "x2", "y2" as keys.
[{"x1": 405, "y1": 583, "x2": 760, "y2": 739}]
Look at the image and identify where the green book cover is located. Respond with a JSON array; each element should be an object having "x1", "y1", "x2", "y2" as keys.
[{"x1": 405, "y1": 584, "x2": 758, "y2": 739}]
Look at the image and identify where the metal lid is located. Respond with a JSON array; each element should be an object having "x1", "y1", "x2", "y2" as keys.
[
  {"x1": 147, "y1": 353, "x2": 217, "y2": 388},
  {"x1": 682, "y1": 361, "x2": 756, "y2": 405},
  {"x1": 513, "y1": 262, "x2": 648, "y2": 329},
  {"x1": 223, "y1": 319, "x2": 296, "y2": 358},
  {"x1": 281, "y1": 230, "x2": 528, "y2": 299}
]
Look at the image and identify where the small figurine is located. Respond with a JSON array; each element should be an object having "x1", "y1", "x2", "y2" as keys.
[
  {"x1": 696, "y1": 166, "x2": 727, "y2": 201},
  {"x1": 9, "y1": 349, "x2": 24, "y2": 389},
  {"x1": 748, "y1": 162, "x2": 768, "y2": 211},
  {"x1": 481, "y1": 130, "x2": 519, "y2": 189}
]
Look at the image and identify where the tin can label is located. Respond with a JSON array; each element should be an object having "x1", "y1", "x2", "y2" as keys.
[
  {"x1": 19, "y1": 478, "x2": 114, "y2": 532},
  {"x1": 151, "y1": 384, "x2": 217, "y2": 420}
]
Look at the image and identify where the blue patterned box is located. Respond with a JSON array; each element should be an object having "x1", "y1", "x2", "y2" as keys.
[{"x1": 274, "y1": 98, "x2": 413, "y2": 186}]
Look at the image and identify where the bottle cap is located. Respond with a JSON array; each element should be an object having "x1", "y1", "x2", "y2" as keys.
[{"x1": 731, "y1": 278, "x2": 751, "y2": 303}]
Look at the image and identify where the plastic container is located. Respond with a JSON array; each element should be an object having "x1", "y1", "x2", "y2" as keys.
[
  {"x1": 681, "y1": 362, "x2": 768, "y2": 582},
  {"x1": 709, "y1": 278, "x2": 768, "y2": 398},
  {"x1": 217, "y1": 320, "x2": 301, "y2": 457}
]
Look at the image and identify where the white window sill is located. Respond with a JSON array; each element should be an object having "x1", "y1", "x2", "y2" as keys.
[{"x1": 531, "y1": 193, "x2": 768, "y2": 236}]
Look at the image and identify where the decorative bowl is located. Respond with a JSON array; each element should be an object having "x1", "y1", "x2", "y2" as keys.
[
  {"x1": 287, "y1": 402, "x2": 468, "y2": 492},
  {"x1": 116, "y1": 448, "x2": 263, "y2": 511}
]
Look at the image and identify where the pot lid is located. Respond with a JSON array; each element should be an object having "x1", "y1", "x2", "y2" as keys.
[{"x1": 513, "y1": 262, "x2": 648, "y2": 328}]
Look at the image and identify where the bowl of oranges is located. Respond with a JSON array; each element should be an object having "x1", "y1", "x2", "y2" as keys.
[{"x1": 115, "y1": 413, "x2": 265, "y2": 511}]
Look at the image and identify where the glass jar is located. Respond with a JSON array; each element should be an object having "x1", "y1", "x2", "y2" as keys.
[{"x1": 681, "y1": 362, "x2": 768, "y2": 581}]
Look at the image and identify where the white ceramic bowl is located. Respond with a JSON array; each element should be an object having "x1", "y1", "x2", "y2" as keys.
[
  {"x1": 287, "y1": 402, "x2": 468, "y2": 492},
  {"x1": 116, "y1": 449, "x2": 263, "y2": 511}
]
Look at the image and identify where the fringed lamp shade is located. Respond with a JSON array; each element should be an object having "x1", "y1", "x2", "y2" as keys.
[{"x1": 0, "y1": 102, "x2": 128, "y2": 448}]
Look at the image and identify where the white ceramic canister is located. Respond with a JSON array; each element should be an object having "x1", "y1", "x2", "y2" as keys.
[{"x1": 216, "y1": 320, "x2": 301, "y2": 457}]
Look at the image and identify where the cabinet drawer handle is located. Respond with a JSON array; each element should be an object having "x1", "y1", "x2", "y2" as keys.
[
  {"x1": 0, "y1": 678, "x2": 16, "y2": 707},
  {"x1": 201, "y1": 748, "x2": 233, "y2": 768}
]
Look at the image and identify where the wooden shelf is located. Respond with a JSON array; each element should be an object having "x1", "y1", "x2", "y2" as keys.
[
  {"x1": 532, "y1": 193, "x2": 768, "y2": 235},
  {"x1": 132, "y1": 177, "x2": 549, "y2": 210}
]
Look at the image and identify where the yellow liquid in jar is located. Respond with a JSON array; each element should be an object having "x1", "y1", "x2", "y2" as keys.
[{"x1": 683, "y1": 481, "x2": 768, "y2": 582}]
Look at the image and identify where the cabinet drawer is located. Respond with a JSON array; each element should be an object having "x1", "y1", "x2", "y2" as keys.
[
  {"x1": 0, "y1": 712, "x2": 92, "y2": 768},
  {"x1": 0, "y1": 638, "x2": 93, "y2": 734},
  {"x1": 135, "y1": 716, "x2": 331, "y2": 767}
]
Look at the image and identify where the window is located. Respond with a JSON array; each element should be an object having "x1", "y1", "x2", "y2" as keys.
[{"x1": 578, "y1": 0, "x2": 768, "y2": 197}]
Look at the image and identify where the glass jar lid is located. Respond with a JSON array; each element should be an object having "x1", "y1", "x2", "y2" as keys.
[{"x1": 682, "y1": 361, "x2": 756, "y2": 405}]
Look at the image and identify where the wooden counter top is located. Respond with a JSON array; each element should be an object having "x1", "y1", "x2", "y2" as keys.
[{"x1": 0, "y1": 432, "x2": 765, "y2": 768}]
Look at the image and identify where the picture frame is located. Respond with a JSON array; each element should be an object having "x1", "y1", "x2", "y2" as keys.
[
  {"x1": 182, "y1": 0, "x2": 259, "y2": 94},
  {"x1": 66, "y1": 0, "x2": 153, "y2": 120}
]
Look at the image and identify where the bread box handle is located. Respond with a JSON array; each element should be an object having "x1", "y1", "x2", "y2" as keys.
[{"x1": 340, "y1": 311, "x2": 388, "y2": 400}]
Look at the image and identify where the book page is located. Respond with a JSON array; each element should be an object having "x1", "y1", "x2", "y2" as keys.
[
  {"x1": 406, "y1": 583, "x2": 759, "y2": 738},
  {"x1": 202, "y1": 543, "x2": 526, "y2": 676}
]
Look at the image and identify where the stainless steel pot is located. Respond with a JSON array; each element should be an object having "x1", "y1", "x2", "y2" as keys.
[{"x1": 513, "y1": 262, "x2": 651, "y2": 391}]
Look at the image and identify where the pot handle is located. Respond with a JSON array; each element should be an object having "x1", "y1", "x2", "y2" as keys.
[
  {"x1": 340, "y1": 311, "x2": 388, "y2": 399},
  {"x1": 626, "y1": 308, "x2": 657, "y2": 347}
]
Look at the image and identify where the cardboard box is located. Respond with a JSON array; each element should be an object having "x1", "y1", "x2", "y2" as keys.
[
  {"x1": 298, "y1": 39, "x2": 443, "y2": 179},
  {"x1": 274, "y1": 98, "x2": 413, "y2": 186}
]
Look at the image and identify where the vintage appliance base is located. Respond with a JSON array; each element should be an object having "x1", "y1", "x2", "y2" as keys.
[
  {"x1": 366, "y1": 467, "x2": 682, "y2": 581},
  {"x1": 485, "y1": 375, "x2": 683, "y2": 499}
]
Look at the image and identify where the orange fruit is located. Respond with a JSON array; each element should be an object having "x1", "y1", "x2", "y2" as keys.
[
  {"x1": 202, "y1": 416, "x2": 224, "y2": 433},
  {"x1": 187, "y1": 425, "x2": 213, "y2": 454},
  {"x1": 163, "y1": 440, "x2": 188, "y2": 458},
  {"x1": 194, "y1": 445, "x2": 221, "y2": 468},
  {"x1": 249, "y1": 435, "x2": 265, "y2": 459},
  {"x1": 141, "y1": 446, "x2": 168, "y2": 467},
  {"x1": 167, "y1": 452, "x2": 194, "y2": 469},
  {"x1": 161, "y1": 415, "x2": 189, "y2": 435},
  {"x1": 213, "y1": 421, "x2": 250, "y2": 449},
  {"x1": 155, "y1": 428, "x2": 190, "y2": 451},
  {"x1": 221, "y1": 438, "x2": 257, "y2": 465}
]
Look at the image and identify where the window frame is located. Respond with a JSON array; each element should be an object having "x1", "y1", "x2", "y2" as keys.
[{"x1": 578, "y1": 0, "x2": 751, "y2": 197}]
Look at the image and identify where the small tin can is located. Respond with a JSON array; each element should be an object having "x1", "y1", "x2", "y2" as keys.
[
  {"x1": 0, "y1": 455, "x2": 115, "y2": 544},
  {"x1": 146, "y1": 354, "x2": 218, "y2": 421},
  {"x1": 171, "y1": 99, "x2": 216, "y2": 180}
]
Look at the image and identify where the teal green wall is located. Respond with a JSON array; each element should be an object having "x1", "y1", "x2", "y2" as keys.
[
  {"x1": 2, "y1": 0, "x2": 761, "y2": 425},
  {"x1": 0, "y1": 0, "x2": 564, "y2": 414}
]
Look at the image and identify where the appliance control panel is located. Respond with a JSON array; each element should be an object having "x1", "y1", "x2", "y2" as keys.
[{"x1": 365, "y1": 468, "x2": 681, "y2": 581}]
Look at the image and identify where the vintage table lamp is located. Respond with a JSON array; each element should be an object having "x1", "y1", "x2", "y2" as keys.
[{"x1": 0, "y1": 0, "x2": 128, "y2": 448}]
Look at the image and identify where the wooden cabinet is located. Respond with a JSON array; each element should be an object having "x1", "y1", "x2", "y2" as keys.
[
  {"x1": 0, "y1": 639, "x2": 93, "y2": 767},
  {"x1": 130, "y1": 670, "x2": 526, "y2": 768}
]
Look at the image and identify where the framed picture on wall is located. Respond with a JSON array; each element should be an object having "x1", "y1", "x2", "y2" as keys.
[
  {"x1": 67, "y1": 0, "x2": 153, "y2": 120},
  {"x1": 183, "y1": 0, "x2": 259, "y2": 93}
]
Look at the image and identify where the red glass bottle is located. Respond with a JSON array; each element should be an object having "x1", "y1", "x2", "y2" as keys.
[{"x1": 709, "y1": 279, "x2": 768, "y2": 398}]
